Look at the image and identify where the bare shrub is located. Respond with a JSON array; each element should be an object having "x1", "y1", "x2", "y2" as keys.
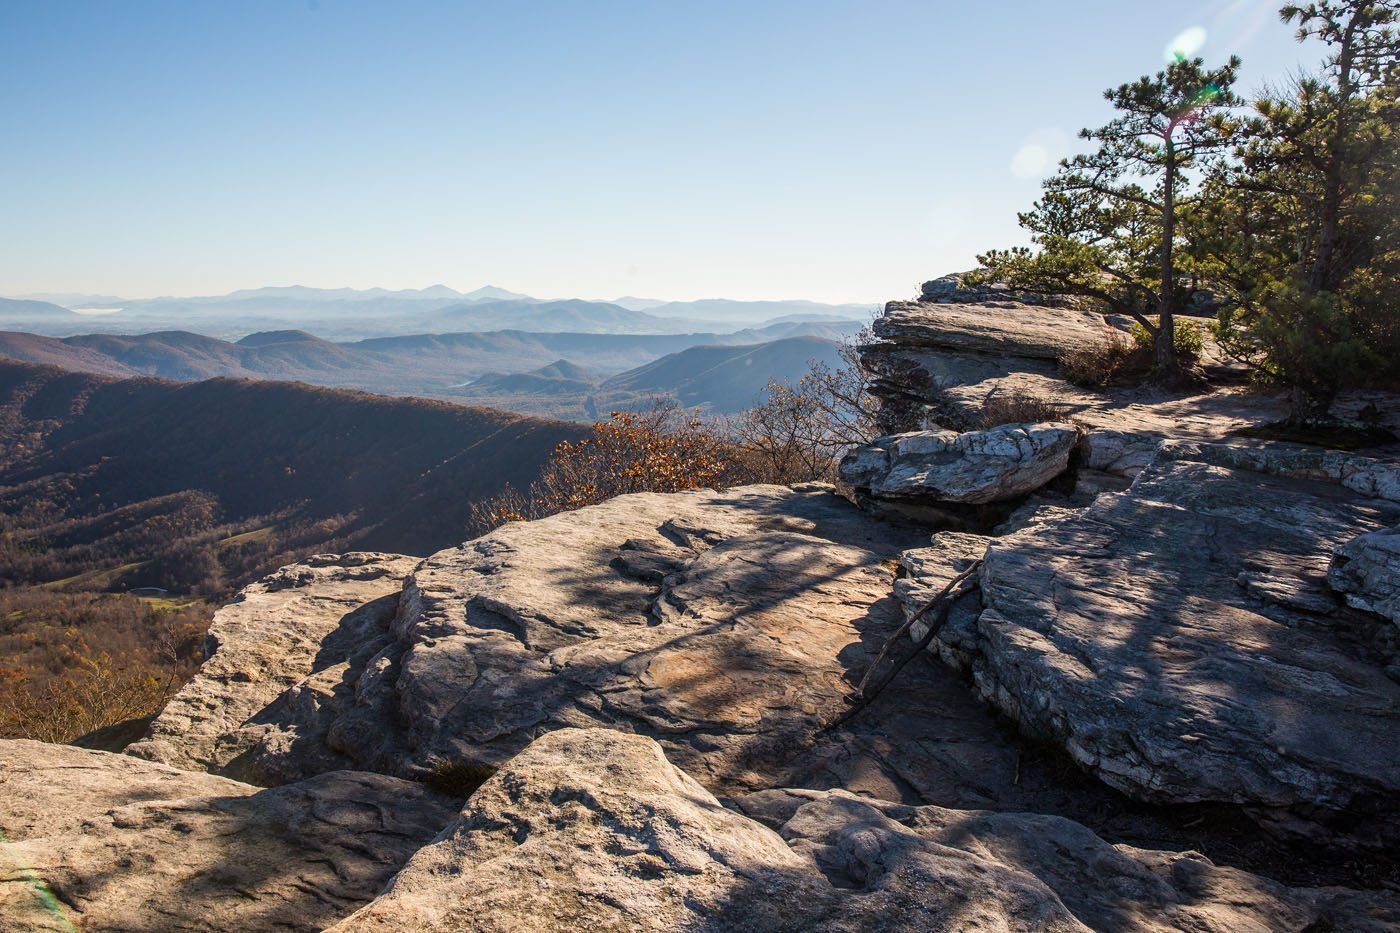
[
  {"x1": 468, "y1": 337, "x2": 882, "y2": 535},
  {"x1": 978, "y1": 389, "x2": 1064, "y2": 428},
  {"x1": 1058, "y1": 329, "x2": 1146, "y2": 387},
  {"x1": 732, "y1": 338, "x2": 880, "y2": 484},
  {"x1": 0, "y1": 653, "x2": 183, "y2": 743}
]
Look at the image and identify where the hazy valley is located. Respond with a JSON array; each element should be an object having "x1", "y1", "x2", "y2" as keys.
[{"x1": 0, "y1": 285, "x2": 875, "y2": 341}]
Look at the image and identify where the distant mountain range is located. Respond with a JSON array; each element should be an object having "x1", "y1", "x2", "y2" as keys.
[
  {"x1": 0, "y1": 297, "x2": 76, "y2": 317},
  {"x1": 0, "y1": 285, "x2": 873, "y2": 341},
  {"x1": 0, "y1": 323, "x2": 856, "y2": 417},
  {"x1": 456, "y1": 336, "x2": 846, "y2": 419}
]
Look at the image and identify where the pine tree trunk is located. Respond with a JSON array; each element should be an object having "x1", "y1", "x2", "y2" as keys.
[
  {"x1": 1307, "y1": 17, "x2": 1357, "y2": 295},
  {"x1": 1156, "y1": 137, "x2": 1177, "y2": 374}
]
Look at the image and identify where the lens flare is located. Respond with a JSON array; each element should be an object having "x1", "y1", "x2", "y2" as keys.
[
  {"x1": 0, "y1": 831, "x2": 76, "y2": 931},
  {"x1": 1164, "y1": 26, "x2": 1208, "y2": 62},
  {"x1": 1010, "y1": 128, "x2": 1070, "y2": 180}
]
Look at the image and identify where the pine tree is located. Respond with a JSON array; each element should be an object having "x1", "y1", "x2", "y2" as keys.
[
  {"x1": 1206, "y1": 0, "x2": 1397, "y2": 418},
  {"x1": 977, "y1": 57, "x2": 1241, "y2": 378}
]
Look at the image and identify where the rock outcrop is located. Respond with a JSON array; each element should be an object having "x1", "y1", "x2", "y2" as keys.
[
  {"x1": 6, "y1": 276, "x2": 1399, "y2": 930},
  {"x1": 894, "y1": 441, "x2": 1400, "y2": 840},
  {"x1": 861, "y1": 276, "x2": 1286, "y2": 437},
  {"x1": 840, "y1": 422, "x2": 1079, "y2": 507},
  {"x1": 1159, "y1": 438, "x2": 1400, "y2": 503},
  {"x1": 335, "y1": 728, "x2": 1400, "y2": 932},
  {"x1": 0, "y1": 741, "x2": 458, "y2": 931},
  {"x1": 1330, "y1": 524, "x2": 1400, "y2": 629},
  {"x1": 127, "y1": 552, "x2": 418, "y2": 783},
  {"x1": 317, "y1": 483, "x2": 1041, "y2": 803},
  {"x1": 863, "y1": 296, "x2": 1108, "y2": 431}
]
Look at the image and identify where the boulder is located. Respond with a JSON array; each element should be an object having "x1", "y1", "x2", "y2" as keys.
[
  {"x1": 1330, "y1": 524, "x2": 1400, "y2": 628},
  {"x1": 330, "y1": 728, "x2": 823, "y2": 931},
  {"x1": 335, "y1": 728, "x2": 1400, "y2": 932},
  {"x1": 0, "y1": 740, "x2": 458, "y2": 931},
  {"x1": 839, "y1": 422, "x2": 1079, "y2": 505},
  {"x1": 952, "y1": 445, "x2": 1400, "y2": 838},
  {"x1": 127, "y1": 552, "x2": 418, "y2": 782},
  {"x1": 1077, "y1": 428, "x2": 1162, "y2": 477}
]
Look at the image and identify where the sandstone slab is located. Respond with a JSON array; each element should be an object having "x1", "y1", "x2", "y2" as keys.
[
  {"x1": 949, "y1": 447, "x2": 1400, "y2": 838},
  {"x1": 0, "y1": 741, "x2": 458, "y2": 931},
  {"x1": 1159, "y1": 439, "x2": 1400, "y2": 502},
  {"x1": 127, "y1": 552, "x2": 418, "y2": 781},
  {"x1": 115, "y1": 484, "x2": 1148, "y2": 823},
  {"x1": 327, "y1": 484, "x2": 957, "y2": 792},
  {"x1": 336, "y1": 728, "x2": 1400, "y2": 932},
  {"x1": 874, "y1": 299, "x2": 1110, "y2": 361}
]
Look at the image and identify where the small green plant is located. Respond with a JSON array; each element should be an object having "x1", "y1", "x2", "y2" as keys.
[
  {"x1": 1130, "y1": 319, "x2": 1204, "y2": 361},
  {"x1": 425, "y1": 759, "x2": 497, "y2": 797}
]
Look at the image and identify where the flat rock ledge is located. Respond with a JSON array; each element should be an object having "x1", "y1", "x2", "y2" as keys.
[
  {"x1": 894, "y1": 440, "x2": 1400, "y2": 841},
  {"x1": 0, "y1": 740, "x2": 458, "y2": 931},
  {"x1": 132, "y1": 484, "x2": 1065, "y2": 804},
  {"x1": 332, "y1": 728, "x2": 1400, "y2": 932},
  {"x1": 127, "y1": 552, "x2": 419, "y2": 783}
]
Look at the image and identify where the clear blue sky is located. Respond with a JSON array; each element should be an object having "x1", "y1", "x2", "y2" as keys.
[{"x1": 1, "y1": 0, "x2": 1324, "y2": 303}]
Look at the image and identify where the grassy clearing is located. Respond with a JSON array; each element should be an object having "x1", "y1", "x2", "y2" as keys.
[
  {"x1": 38, "y1": 560, "x2": 151, "y2": 592},
  {"x1": 217, "y1": 525, "x2": 277, "y2": 548}
]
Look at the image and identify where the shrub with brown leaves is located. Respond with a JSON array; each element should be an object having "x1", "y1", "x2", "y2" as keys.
[{"x1": 468, "y1": 402, "x2": 734, "y2": 534}]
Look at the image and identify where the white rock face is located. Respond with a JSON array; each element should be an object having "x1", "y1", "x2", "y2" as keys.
[
  {"x1": 1330, "y1": 523, "x2": 1400, "y2": 627},
  {"x1": 840, "y1": 422, "x2": 1079, "y2": 504},
  {"x1": 0, "y1": 740, "x2": 458, "y2": 931},
  {"x1": 334, "y1": 728, "x2": 1400, "y2": 932},
  {"x1": 126, "y1": 552, "x2": 418, "y2": 782}
]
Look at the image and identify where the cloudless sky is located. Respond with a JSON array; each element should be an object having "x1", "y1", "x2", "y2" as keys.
[{"x1": 1, "y1": 0, "x2": 1326, "y2": 303}]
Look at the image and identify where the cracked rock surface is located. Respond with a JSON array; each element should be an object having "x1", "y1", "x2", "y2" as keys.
[
  {"x1": 127, "y1": 552, "x2": 419, "y2": 782},
  {"x1": 327, "y1": 483, "x2": 1028, "y2": 799},
  {"x1": 895, "y1": 442, "x2": 1400, "y2": 840},
  {"x1": 0, "y1": 741, "x2": 458, "y2": 932},
  {"x1": 334, "y1": 728, "x2": 1400, "y2": 932}
]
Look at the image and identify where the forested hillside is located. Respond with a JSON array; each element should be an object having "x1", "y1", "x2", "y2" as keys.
[
  {"x1": 0, "y1": 360, "x2": 583, "y2": 590},
  {"x1": 0, "y1": 360, "x2": 583, "y2": 740}
]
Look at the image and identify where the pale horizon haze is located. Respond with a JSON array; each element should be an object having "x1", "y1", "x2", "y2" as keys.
[{"x1": 2, "y1": 0, "x2": 1326, "y2": 304}]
